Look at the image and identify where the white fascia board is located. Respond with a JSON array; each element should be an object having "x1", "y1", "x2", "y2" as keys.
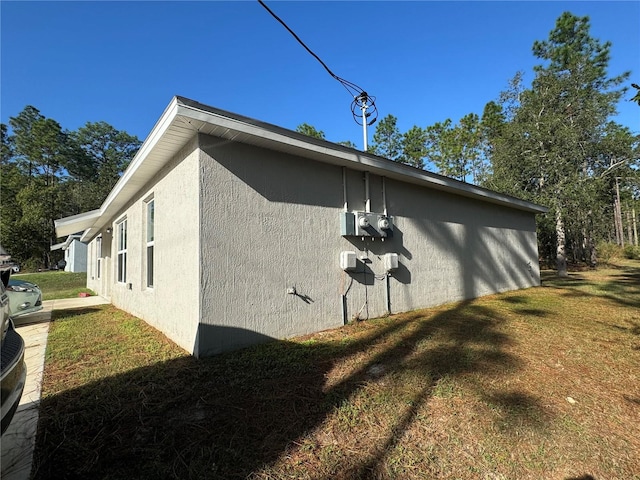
[
  {"x1": 71, "y1": 98, "x2": 185, "y2": 244},
  {"x1": 177, "y1": 102, "x2": 336, "y2": 158},
  {"x1": 57, "y1": 96, "x2": 546, "y2": 243},
  {"x1": 176, "y1": 100, "x2": 548, "y2": 214},
  {"x1": 62, "y1": 234, "x2": 82, "y2": 249},
  {"x1": 101, "y1": 98, "x2": 180, "y2": 215},
  {"x1": 55, "y1": 210, "x2": 100, "y2": 239}
]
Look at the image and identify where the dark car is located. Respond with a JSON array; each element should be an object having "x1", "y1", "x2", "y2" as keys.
[{"x1": 1, "y1": 247, "x2": 27, "y2": 435}]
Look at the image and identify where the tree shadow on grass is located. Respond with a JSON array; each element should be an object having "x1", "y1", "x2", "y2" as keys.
[
  {"x1": 482, "y1": 391, "x2": 550, "y2": 432},
  {"x1": 32, "y1": 300, "x2": 547, "y2": 480},
  {"x1": 542, "y1": 264, "x2": 640, "y2": 309}
]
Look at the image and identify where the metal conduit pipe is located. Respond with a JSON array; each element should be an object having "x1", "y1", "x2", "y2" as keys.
[
  {"x1": 382, "y1": 176, "x2": 387, "y2": 216},
  {"x1": 385, "y1": 273, "x2": 391, "y2": 315},
  {"x1": 365, "y1": 171, "x2": 371, "y2": 213},
  {"x1": 342, "y1": 167, "x2": 348, "y2": 212}
]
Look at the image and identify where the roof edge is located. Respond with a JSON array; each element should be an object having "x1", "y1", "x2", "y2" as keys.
[
  {"x1": 55, "y1": 210, "x2": 100, "y2": 238},
  {"x1": 54, "y1": 96, "x2": 548, "y2": 240}
]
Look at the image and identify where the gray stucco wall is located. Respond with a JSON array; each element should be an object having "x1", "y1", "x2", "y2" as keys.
[
  {"x1": 198, "y1": 135, "x2": 346, "y2": 356},
  {"x1": 197, "y1": 134, "x2": 540, "y2": 356},
  {"x1": 88, "y1": 137, "x2": 202, "y2": 354}
]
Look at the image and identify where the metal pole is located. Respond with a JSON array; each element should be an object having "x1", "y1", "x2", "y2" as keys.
[{"x1": 361, "y1": 98, "x2": 368, "y2": 151}]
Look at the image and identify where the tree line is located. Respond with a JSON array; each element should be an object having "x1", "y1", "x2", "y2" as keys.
[
  {"x1": 1, "y1": 107, "x2": 141, "y2": 269},
  {"x1": 2, "y1": 12, "x2": 638, "y2": 275},
  {"x1": 297, "y1": 12, "x2": 640, "y2": 274}
]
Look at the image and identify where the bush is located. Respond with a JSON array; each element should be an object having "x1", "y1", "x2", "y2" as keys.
[
  {"x1": 623, "y1": 245, "x2": 640, "y2": 260},
  {"x1": 596, "y1": 242, "x2": 622, "y2": 264},
  {"x1": 21, "y1": 257, "x2": 43, "y2": 273}
]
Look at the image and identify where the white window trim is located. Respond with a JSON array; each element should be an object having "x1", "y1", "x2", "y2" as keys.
[
  {"x1": 145, "y1": 198, "x2": 155, "y2": 289},
  {"x1": 116, "y1": 218, "x2": 127, "y2": 284}
]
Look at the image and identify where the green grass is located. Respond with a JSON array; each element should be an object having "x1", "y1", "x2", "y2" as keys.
[
  {"x1": 13, "y1": 271, "x2": 94, "y2": 300},
  {"x1": 32, "y1": 260, "x2": 640, "y2": 480}
]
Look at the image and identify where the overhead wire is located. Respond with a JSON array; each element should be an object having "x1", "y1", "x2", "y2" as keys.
[{"x1": 257, "y1": 0, "x2": 378, "y2": 126}]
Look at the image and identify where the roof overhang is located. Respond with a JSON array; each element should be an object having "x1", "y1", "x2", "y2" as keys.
[
  {"x1": 50, "y1": 234, "x2": 83, "y2": 251},
  {"x1": 55, "y1": 210, "x2": 100, "y2": 239},
  {"x1": 55, "y1": 96, "x2": 548, "y2": 242},
  {"x1": 50, "y1": 242, "x2": 65, "y2": 251}
]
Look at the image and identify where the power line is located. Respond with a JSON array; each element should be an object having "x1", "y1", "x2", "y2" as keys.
[{"x1": 257, "y1": 0, "x2": 378, "y2": 128}]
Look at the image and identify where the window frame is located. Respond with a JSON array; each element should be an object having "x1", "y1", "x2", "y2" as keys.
[
  {"x1": 145, "y1": 198, "x2": 155, "y2": 289},
  {"x1": 116, "y1": 218, "x2": 127, "y2": 284}
]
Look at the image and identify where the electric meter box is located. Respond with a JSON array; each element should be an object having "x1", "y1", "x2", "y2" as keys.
[
  {"x1": 340, "y1": 211, "x2": 393, "y2": 237},
  {"x1": 340, "y1": 251, "x2": 357, "y2": 271},
  {"x1": 340, "y1": 212, "x2": 356, "y2": 236},
  {"x1": 356, "y1": 212, "x2": 394, "y2": 237},
  {"x1": 383, "y1": 253, "x2": 399, "y2": 272}
]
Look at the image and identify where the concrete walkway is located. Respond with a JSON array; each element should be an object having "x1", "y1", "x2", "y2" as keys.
[{"x1": 1, "y1": 296, "x2": 109, "y2": 480}]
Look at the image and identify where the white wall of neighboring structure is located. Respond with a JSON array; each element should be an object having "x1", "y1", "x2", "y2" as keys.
[
  {"x1": 63, "y1": 239, "x2": 87, "y2": 273},
  {"x1": 197, "y1": 135, "x2": 540, "y2": 356}
]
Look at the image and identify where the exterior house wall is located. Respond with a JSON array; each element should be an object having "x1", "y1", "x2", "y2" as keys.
[
  {"x1": 197, "y1": 134, "x2": 540, "y2": 356},
  {"x1": 89, "y1": 138, "x2": 201, "y2": 353},
  {"x1": 87, "y1": 231, "x2": 112, "y2": 298},
  {"x1": 87, "y1": 237, "x2": 99, "y2": 294},
  {"x1": 63, "y1": 97, "x2": 545, "y2": 359},
  {"x1": 383, "y1": 179, "x2": 539, "y2": 311},
  {"x1": 198, "y1": 135, "x2": 346, "y2": 356}
]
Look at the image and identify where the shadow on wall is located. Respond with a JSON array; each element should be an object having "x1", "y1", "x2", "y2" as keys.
[
  {"x1": 408, "y1": 205, "x2": 539, "y2": 302},
  {"x1": 199, "y1": 136, "x2": 344, "y2": 209},
  {"x1": 344, "y1": 224, "x2": 412, "y2": 286},
  {"x1": 344, "y1": 223, "x2": 412, "y2": 261},
  {"x1": 201, "y1": 135, "x2": 540, "y2": 314},
  {"x1": 31, "y1": 299, "x2": 554, "y2": 479}
]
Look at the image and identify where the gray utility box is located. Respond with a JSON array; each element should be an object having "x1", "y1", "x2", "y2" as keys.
[{"x1": 340, "y1": 211, "x2": 393, "y2": 238}]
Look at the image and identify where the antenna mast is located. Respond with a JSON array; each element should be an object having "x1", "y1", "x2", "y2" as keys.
[{"x1": 352, "y1": 92, "x2": 377, "y2": 151}]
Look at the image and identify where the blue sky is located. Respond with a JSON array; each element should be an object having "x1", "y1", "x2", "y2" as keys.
[{"x1": 2, "y1": 1, "x2": 639, "y2": 150}]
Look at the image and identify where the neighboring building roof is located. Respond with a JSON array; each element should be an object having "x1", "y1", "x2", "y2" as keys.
[
  {"x1": 55, "y1": 96, "x2": 548, "y2": 241},
  {"x1": 50, "y1": 234, "x2": 84, "y2": 251}
]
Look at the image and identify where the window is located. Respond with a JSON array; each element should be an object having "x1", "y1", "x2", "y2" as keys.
[
  {"x1": 146, "y1": 199, "x2": 154, "y2": 288},
  {"x1": 117, "y1": 219, "x2": 127, "y2": 283}
]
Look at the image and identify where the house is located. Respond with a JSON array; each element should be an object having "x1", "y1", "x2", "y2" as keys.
[
  {"x1": 50, "y1": 234, "x2": 88, "y2": 272},
  {"x1": 55, "y1": 96, "x2": 547, "y2": 357}
]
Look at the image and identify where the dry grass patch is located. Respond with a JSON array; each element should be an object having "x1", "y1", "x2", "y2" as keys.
[{"x1": 33, "y1": 261, "x2": 640, "y2": 479}]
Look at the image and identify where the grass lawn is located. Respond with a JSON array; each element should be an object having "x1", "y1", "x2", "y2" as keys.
[
  {"x1": 32, "y1": 261, "x2": 640, "y2": 479},
  {"x1": 13, "y1": 271, "x2": 94, "y2": 300}
]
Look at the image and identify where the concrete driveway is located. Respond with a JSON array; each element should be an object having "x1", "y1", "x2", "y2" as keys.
[{"x1": 1, "y1": 296, "x2": 109, "y2": 480}]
